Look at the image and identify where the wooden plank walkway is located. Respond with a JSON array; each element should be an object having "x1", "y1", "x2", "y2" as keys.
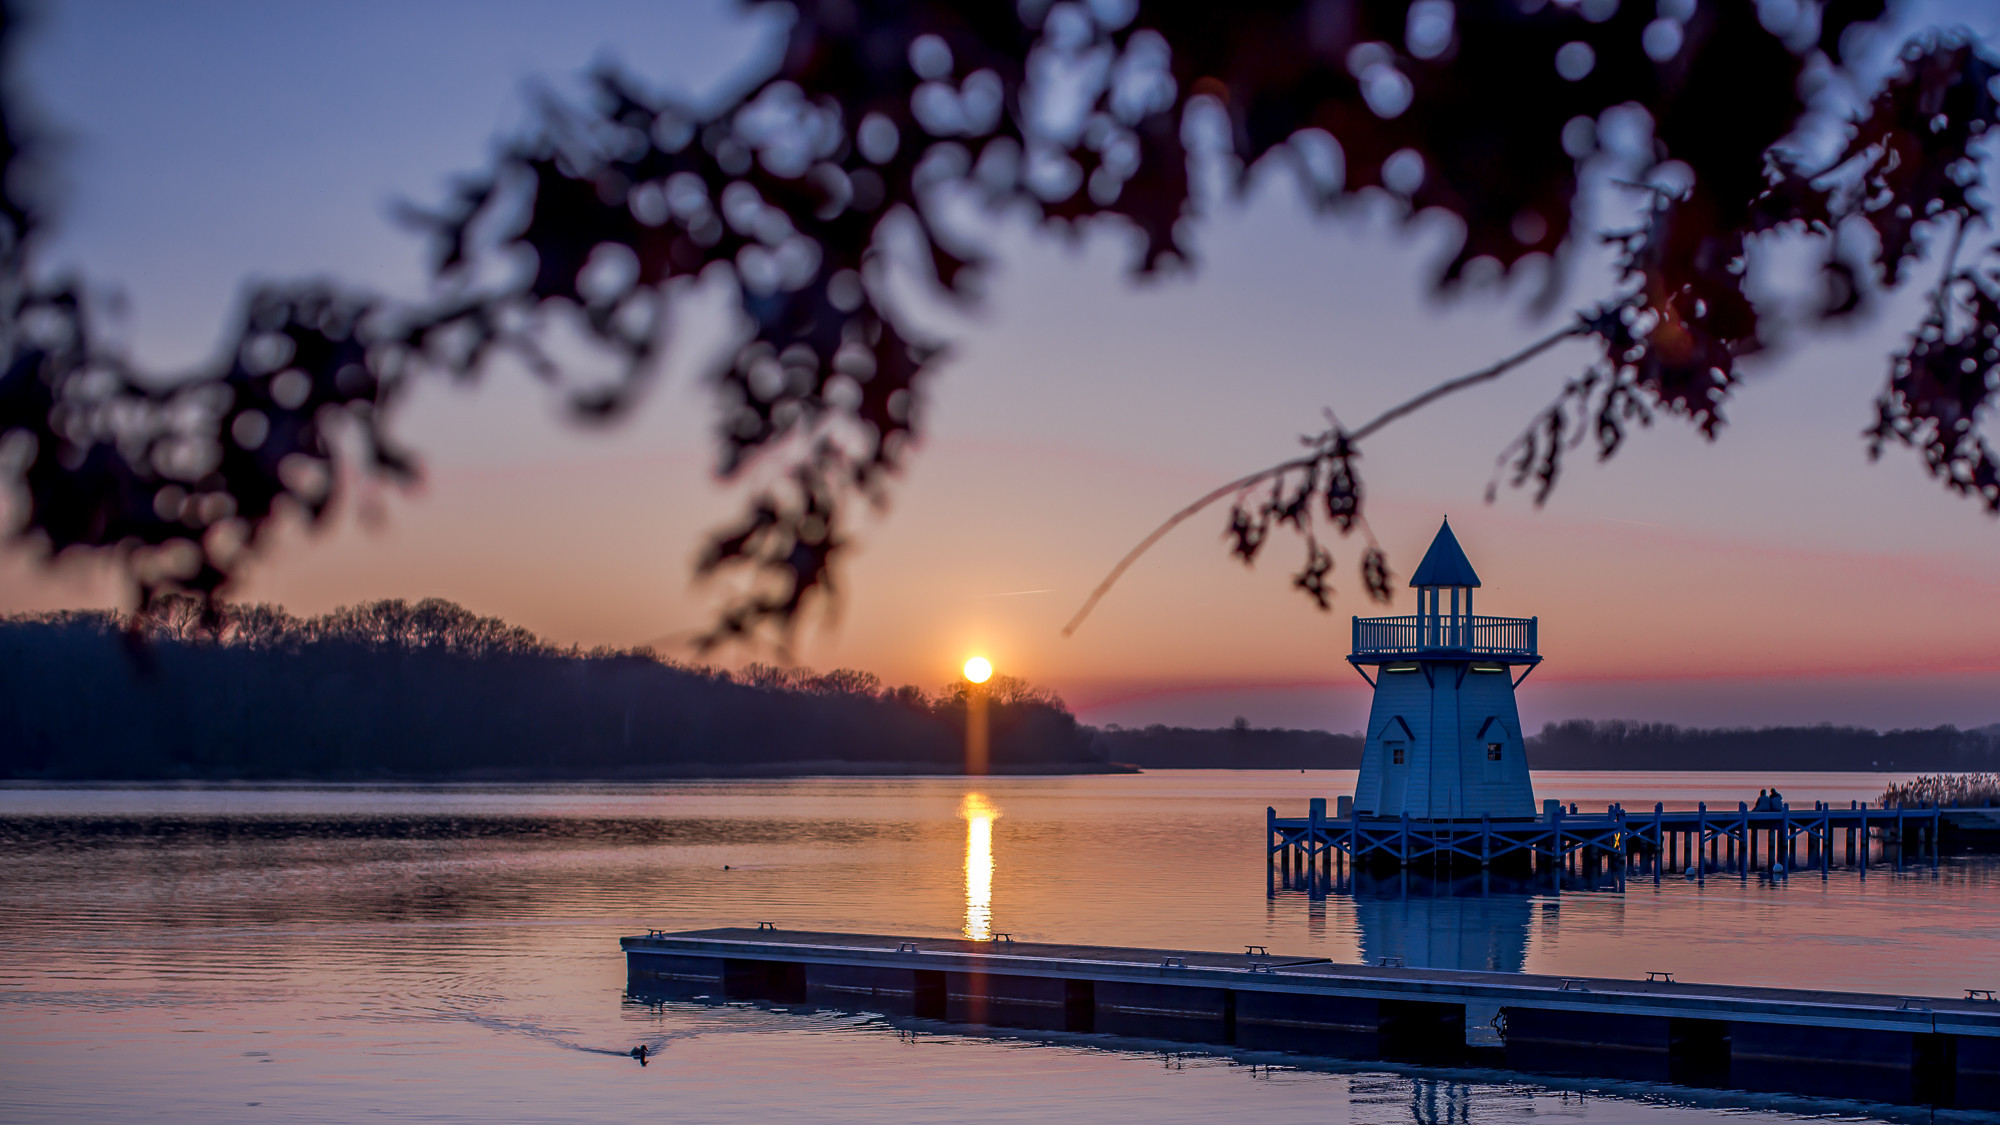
[
  {"x1": 624, "y1": 926, "x2": 2000, "y2": 1110},
  {"x1": 1270, "y1": 799, "x2": 1946, "y2": 880}
]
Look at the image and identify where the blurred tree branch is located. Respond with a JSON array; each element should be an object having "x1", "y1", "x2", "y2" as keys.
[{"x1": 1, "y1": 1, "x2": 1997, "y2": 645}]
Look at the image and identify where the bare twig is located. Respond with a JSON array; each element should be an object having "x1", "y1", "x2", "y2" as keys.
[
  {"x1": 1061, "y1": 318, "x2": 1591, "y2": 637},
  {"x1": 1059, "y1": 460, "x2": 1311, "y2": 638},
  {"x1": 1348, "y1": 318, "x2": 1591, "y2": 441}
]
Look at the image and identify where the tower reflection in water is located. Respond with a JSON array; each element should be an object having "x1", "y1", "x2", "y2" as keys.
[
  {"x1": 1349, "y1": 869, "x2": 1535, "y2": 1048},
  {"x1": 1305, "y1": 866, "x2": 1619, "y2": 1049},
  {"x1": 1349, "y1": 869, "x2": 1533, "y2": 975},
  {"x1": 1280, "y1": 852, "x2": 1626, "y2": 977},
  {"x1": 960, "y1": 792, "x2": 999, "y2": 940}
]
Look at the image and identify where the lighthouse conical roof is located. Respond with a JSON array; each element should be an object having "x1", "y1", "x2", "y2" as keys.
[{"x1": 1408, "y1": 519, "x2": 1482, "y2": 588}]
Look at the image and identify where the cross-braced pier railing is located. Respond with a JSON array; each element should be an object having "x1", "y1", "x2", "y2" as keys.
[{"x1": 1269, "y1": 798, "x2": 1946, "y2": 893}]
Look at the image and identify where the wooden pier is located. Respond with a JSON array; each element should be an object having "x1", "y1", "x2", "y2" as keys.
[
  {"x1": 1269, "y1": 798, "x2": 1948, "y2": 884},
  {"x1": 625, "y1": 926, "x2": 2000, "y2": 1110}
]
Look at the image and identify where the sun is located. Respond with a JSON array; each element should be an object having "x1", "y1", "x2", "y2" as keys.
[{"x1": 962, "y1": 656, "x2": 993, "y2": 684}]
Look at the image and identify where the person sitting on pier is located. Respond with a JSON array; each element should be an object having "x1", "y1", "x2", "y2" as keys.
[
  {"x1": 1755, "y1": 789, "x2": 1770, "y2": 811},
  {"x1": 1768, "y1": 787, "x2": 1785, "y2": 811}
]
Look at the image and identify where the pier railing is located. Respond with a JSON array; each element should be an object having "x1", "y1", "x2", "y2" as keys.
[
  {"x1": 1269, "y1": 799, "x2": 1944, "y2": 882},
  {"x1": 1351, "y1": 614, "x2": 1537, "y2": 658}
]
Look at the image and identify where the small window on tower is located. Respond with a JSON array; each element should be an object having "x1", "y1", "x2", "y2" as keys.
[
  {"x1": 1487, "y1": 742, "x2": 1504, "y2": 762},
  {"x1": 1389, "y1": 740, "x2": 1406, "y2": 765}
]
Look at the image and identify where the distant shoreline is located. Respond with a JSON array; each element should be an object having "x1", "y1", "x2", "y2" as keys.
[
  {"x1": 0, "y1": 760, "x2": 1143, "y2": 784},
  {"x1": 0, "y1": 767, "x2": 1941, "y2": 790}
]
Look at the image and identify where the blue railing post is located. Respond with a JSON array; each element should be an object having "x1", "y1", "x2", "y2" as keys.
[
  {"x1": 1653, "y1": 803, "x2": 1664, "y2": 881},
  {"x1": 1859, "y1": 801, "x2": 1869, "y2": 874},
  {"x1": 1266, "y1": 806, "x2": 1277, "y2": 897},
  {"x1": 1697, "y1": 801, "x2": 1707, "y2": 876},
  {"x1": 1738, "y1": 802, "x2": 1749, "y2": 873},
  {"x1": 1615, "y1": 804, "x2": 1628, "y2": 870}
]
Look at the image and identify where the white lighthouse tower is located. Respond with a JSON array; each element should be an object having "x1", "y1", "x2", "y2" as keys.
[{"x1": 1348, "y1": 519, "x2": 1540, "y2": 821}]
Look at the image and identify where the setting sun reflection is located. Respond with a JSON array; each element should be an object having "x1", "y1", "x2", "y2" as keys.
[{"x1": 959, "y1": 792, "x2": 999, "y2": 940}]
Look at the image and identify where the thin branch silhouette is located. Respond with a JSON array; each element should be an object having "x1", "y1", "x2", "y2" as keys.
[
  {"x1": 7, "y1": 6, "x2": 1998, "y2": 644},
  {"x1": 1061, "y1": 317, "x2": 1591, "y2": 638},
  {"x1": 1347, "y1": 319, "x2": 1592, "y2": 441}
]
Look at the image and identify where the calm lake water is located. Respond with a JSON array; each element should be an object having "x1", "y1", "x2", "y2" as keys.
[{"x1": 3, "y1": 770, "x2": 1994, "y2": 1124}]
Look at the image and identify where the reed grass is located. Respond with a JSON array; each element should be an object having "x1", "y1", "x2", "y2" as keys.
[{"x1": 1880, "y1": 774, "x2": 2000, "y2": 808}]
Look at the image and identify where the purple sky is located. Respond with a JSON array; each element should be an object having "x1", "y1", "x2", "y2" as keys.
[{"x1": 3, "y1": 0, "x2": 1998, "y2": 733}]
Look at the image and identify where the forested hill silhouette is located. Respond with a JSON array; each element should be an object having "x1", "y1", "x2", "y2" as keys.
[
  {"x1": 0, "y1": 599, "x2": 1107, "y2": 780},
  {"x1": 8, "y1": 599, "x2": 1994, "y2": 780}
]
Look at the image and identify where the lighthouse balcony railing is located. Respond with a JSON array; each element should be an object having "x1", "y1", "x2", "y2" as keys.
[{"x1": 1351, "y1": 614, "x2": 1537, "y2": 658}]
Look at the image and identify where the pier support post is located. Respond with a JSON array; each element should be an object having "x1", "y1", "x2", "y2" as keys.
[
  {"x1": 1859, "y1": 802, "x2": 1868, "y2": 873},
  {"x1": 1737, "y1": 803, "x2": 1749, "y2": 873},
  {"x1": 1481, "y1": 814, "x2": 1491, "y2": 868},
  {"x1": 1266, "y1": 807, "x2": 1277, "y2": 896},
  {"x1": 1309, "y1": 798, "x2": 1326, "y2": 896},
  {"x1": 1651, "y1": 803, "x2": 1663, "y2": 877},
  {"x1": 1696, "y1": 803, "x2": 1707, "y2": 873}
]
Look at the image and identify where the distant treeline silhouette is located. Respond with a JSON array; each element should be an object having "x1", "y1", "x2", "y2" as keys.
[
  {"x1": 0, "y1": 599, "x2": 1104, "y2": 780},
  {"x1": 1089, "y1": 718, "x2": 2000, "y2": 772},
  {"x1": 8, "y1": 600, "x2": 1995, "y2": 779},
  {"x1": 1092, "y1": 723, "x2": 1362, "y2": 770},
  {"x1": 1526, "y1": 719, "x2": 2000, "y2": 773}
]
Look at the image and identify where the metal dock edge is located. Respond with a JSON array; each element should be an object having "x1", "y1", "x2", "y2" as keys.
[{"x1": 624, "y1": 927, "x2": 2000, "y2": 1110}]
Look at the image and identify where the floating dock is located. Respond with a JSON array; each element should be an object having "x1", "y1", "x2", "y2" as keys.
[
  {"x1": 1270, "y1": 799, "x2": 1947, "y2": 883},
  {"x1": 625, "y1": 926, "x2": 2000, "y2": 1110}
]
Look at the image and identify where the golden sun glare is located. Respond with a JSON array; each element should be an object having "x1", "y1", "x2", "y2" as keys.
[{"x1": 962, "y1": 656, "x2": 993, "y2": 684}]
